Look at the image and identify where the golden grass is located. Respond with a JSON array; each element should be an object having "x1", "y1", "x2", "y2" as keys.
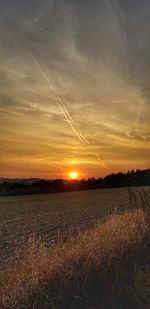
[{"x1": 0, "y1": 208, "x2": 149, "y2": 308}]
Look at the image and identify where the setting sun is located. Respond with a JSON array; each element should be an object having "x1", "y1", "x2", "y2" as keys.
[{"x1": 68, "y1": 171, "x2": 79, "y2": 180}]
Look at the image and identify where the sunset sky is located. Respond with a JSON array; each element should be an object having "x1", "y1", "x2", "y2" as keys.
[{"x1": 0, "y1": 0, "x2": 150, "y2": 179}]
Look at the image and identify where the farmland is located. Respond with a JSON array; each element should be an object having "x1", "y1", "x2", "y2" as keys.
[
  {"x1": 0, "y1": 186, "x2": 150, "y2": 308},
  {"x1": 0, "y1": 186, "x2": 150, "y2": 270}
]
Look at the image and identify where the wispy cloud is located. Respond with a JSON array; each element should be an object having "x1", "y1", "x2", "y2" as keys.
[{"x1": 0, "y1": 0, "x2": 150, "y2": 177}]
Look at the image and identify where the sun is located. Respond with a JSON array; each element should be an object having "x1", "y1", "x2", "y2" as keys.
[{"x1": 68, "y1": 171, "x2": 79, "y2": 179}]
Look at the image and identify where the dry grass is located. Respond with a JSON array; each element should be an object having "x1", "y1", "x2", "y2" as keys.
[{"x1": 0, "y1": 207, "x2": 149, "y2": 308}]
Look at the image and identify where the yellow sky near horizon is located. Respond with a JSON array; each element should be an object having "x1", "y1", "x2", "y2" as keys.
[{"x1": 0, "y1": 1, "x2": 150, "y2": 179}]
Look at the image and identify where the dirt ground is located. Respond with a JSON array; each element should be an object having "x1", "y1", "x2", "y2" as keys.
[{"x1": 0, "y1": 186, "x2": 150, "y2": 270}]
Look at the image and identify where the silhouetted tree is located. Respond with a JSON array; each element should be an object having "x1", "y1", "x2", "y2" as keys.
[{"x1": 0, "y1": 169, "x2": 150, "y2": 196}]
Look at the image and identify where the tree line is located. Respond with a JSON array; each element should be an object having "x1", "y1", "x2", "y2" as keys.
[{"x1": 0, "y1": 169, "x2": 150, "y2": 196}]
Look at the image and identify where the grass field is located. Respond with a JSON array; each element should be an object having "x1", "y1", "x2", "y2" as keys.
[
  {"x1": 0, "y1": 186, "x2": 150, "y2": 308},
  {"x1": 0, "y1": 186, "x2": 149, "y2": 267}
]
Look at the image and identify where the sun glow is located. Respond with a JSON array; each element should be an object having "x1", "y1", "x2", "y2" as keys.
[{"x1": 68, "y1": 171, "x2": 79, "y2": 179}]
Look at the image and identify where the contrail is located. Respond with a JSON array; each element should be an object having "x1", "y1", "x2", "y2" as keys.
[
  {"x1": 79, "y1": 131, "x2": 90, "y2": 145},
  {"x1": 29, "y1": 50, "x2": 85, "y2": 144},
  {"x1": 96, "y1": 153, "x2": 106, "y2": 168},
  {"x1": 61, "y1": 101, "x2": 74, "y2": 123},
  {"x1": 135, "y1": 99, "x2": 143, "y2": 130},
  {"x1": 29, "y1": 50, "x2": 106, "y2": 167}
]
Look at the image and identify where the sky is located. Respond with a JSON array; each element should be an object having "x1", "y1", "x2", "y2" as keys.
[{"x1": 0, "y1": 0, "x2": 150, "y2": 179}]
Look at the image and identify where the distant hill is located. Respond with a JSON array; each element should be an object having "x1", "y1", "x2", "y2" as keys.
[
  {"x1": 0, "y1": 169, "x2": 150, "y2": 196},
  {"x1": 0, "y1": 178, "x2": 41, "y2": 184}
]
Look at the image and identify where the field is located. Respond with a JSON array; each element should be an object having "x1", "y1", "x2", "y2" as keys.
[
  {"x1": 0, "y1": 186, "x2": 150, "y2": 308},
  {"x1": 0, "y1": 186, "x2": 148, "y2": 267}
]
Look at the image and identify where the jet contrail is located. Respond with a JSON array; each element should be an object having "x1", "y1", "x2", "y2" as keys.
[
  {"x1": 96, "y1": 153, "x2": 106, "y2": 168},
  {"x1": 61, "y1": 101, "x2": 74, "y2": 123},
  {"x1": 79, "y1": 131, "x2": 90, "y2": 145},
  {"x1": 29, "y1": 50, "x2": 88, "y2": 144},
  {"x1": 135, "y1": 99, "x2": 143, "y2": 130},
  {"x1": 29, "y1": 50, "x2": 105, "y2": 167}
]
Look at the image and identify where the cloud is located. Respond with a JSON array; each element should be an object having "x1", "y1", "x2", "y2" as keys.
[{"x1": 0, "y1": 0, "x2": 150, "y2": 177}]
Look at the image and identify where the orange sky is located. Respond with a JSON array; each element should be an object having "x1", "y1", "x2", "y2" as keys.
[{"x1": 0, "y1": 1, "x2": 150, "y2": 179}]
